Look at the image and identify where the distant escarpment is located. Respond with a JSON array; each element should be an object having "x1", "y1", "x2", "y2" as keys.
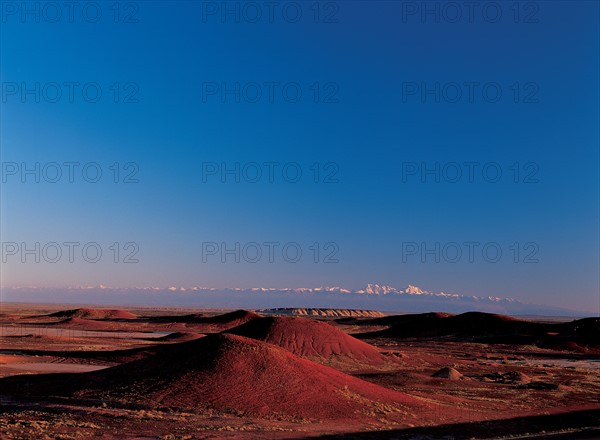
[{"x1": 261, "y1": 308, "x2": 385, "y2": 318}]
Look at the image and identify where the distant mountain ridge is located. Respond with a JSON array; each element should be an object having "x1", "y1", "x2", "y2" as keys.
[
  {"x1": 355, "y1": 284, "x2": 520, "y2": 303},
  {"x1": 1, "y1": 284, "x2": 587, "y2": 316}
]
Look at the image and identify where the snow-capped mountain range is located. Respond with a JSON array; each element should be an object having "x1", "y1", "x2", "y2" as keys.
[
  {"x1": 355, "y1": 284, "x2": 520, "y2": 303},
  {"x1": 2, "y1": 283, "x2": 582, "y2": 316}
]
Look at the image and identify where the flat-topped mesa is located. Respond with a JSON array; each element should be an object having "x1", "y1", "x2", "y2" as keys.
[{"x1": 261, "y1": 308, "x2": 385, "y2": 318}]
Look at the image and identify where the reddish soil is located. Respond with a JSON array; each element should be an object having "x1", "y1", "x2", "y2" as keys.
[
  {"x1": 54, "y1": 317, "x2": 123, "y2": 330},
  {"x1": 150, "y1": 331, "x2": 205, "y2": 342},
  {"x1": 0, "y1": 305, "x2": 598, "y2": 439}
]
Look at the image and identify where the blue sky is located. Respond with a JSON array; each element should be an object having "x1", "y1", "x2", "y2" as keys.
[{"x1": 1, "y1": 1, "x2": 599, "y2": 313}]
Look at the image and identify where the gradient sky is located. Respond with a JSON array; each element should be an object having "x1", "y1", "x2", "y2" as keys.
[{"x1": 1, "y1": 1, "x2": 599, "y2": 313}]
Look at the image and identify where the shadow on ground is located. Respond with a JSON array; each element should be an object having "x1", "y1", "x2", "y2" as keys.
[{"x1": 315, "y1": 408, "x2": 600, "y2": 439}]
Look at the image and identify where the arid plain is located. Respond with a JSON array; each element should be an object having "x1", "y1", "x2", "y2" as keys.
[{"x1": 0, "y1": 305, "x2": 598, "y2": 439}]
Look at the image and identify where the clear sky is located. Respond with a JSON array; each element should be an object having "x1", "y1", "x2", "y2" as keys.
[{"x1": 1, "y1": 1, "x2": 599, "y2": 313}]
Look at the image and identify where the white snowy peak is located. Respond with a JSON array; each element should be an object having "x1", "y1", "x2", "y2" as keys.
[
  {"x1": 401, "y1": 284, "x2": 428, "y2": 294},
  {"x1": 356, "y1": 284, "x2": 401, "y2": 295}
]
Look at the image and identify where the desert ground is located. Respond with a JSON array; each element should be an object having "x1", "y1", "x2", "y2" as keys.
[{"x1": 0, "y1": 304, "x2": 598, "y2": 439}]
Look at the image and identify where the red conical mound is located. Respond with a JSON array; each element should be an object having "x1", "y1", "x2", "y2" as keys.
[{"x1": 226, "y1": 316, "x2": 391, "y2": 368}]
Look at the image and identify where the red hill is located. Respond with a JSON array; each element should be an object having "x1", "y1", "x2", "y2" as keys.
[
  {"x1": 0, "y1": 334, "x2": 427, "y2": 423},
  {"x1": 149, "y1": 310, "x2": 261, "y2": 329},
  {"x1": 200, "y1": 309, "x2": 261, "y2": 326},
  {"x1": 47, "y1": 308, "x2": 137, "y2": 320},
  {"x1": 184, "y1": 310, "x2": 262, "y2": 332},
  {"x1": 358, "y1": 312, "x2": 543, "y2": 340},
  {"x1": 226, "y1": 316, "x2": 391, "y2": 368}
]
